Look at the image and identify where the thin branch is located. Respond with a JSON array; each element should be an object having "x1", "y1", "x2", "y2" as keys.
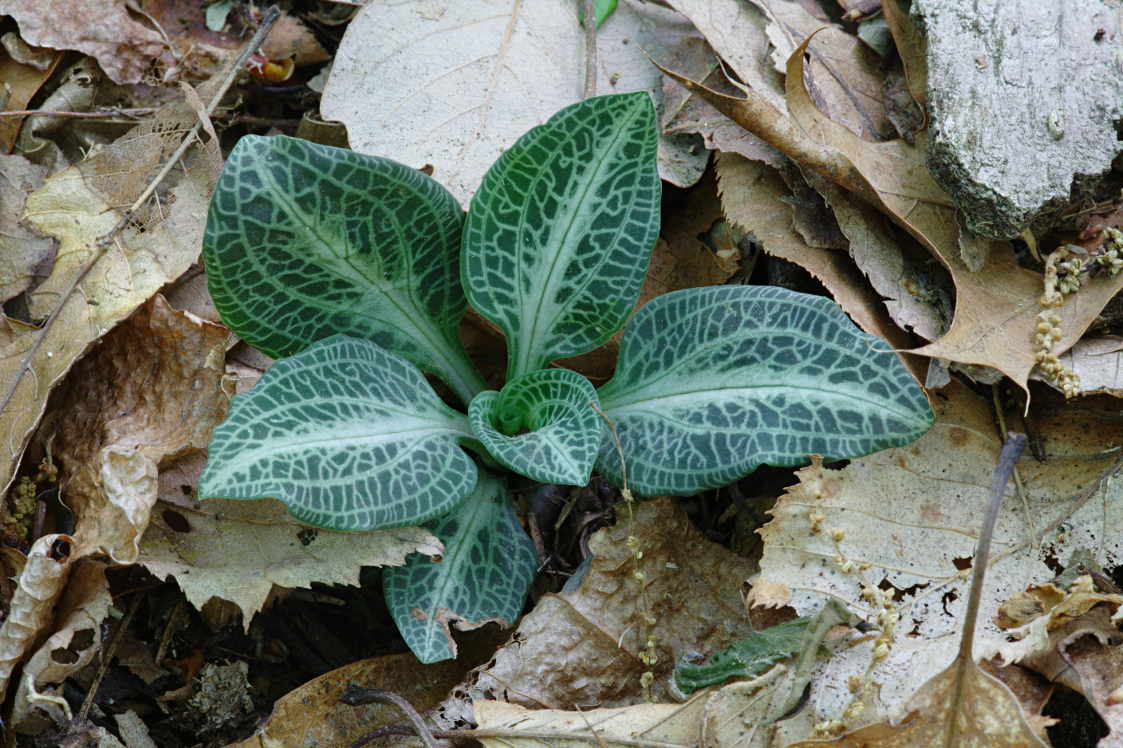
[
  {"x1": 583, "y1": 0, "x2": 598, "y2": 98},
  {"x1": 77, "y1": 592, "x2": 141, "y2": 723},
  {"x1": 341, "y1": 686, "x2": 438, "y2": 748},
  {"x1": 0, "y1": 108, "x2": 156, "y2": 119}
]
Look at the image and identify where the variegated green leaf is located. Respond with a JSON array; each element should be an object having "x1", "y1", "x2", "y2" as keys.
[
  {"x1": 384, "y1": 471, "x2": 537, "y2": 663},
  {"x1": 203, "y1": 134, "x2": 484, "y2": 403},
  {"x1": 462, "y1": 92, "x2": 661, "y2": 379},
  {"x1": 199, "y1": 335, "x2": 478, "y2": 531},
  {"x1": 468, "y1": 369, "x2": 603, "y2": 486},
  {"x1": 597, "y1": 286, "x2": 934, "y2": 496}
]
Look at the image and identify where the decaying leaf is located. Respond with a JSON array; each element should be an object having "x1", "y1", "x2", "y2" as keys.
[
  {"x1": 232, "y1": 650, "x2": 489, "y2": 748},
  {"x1": 137, "y1": 498, "x2": 442, "y2": 626},
  {"x1": 11, "y1": 561, "x2": 110, "y2": 733},
  {"x1": 0, "y1": 154, "x2": 54, "y2": 304},
  {"x1": 0, "y1": 534, "x2": 73, "y2": 704},
  {"x1": 0, "y1": 36, "x2": 61, "y2": 154},
  {"x1": 322, "y1": 0, "x2": 701, "y2": 205},
  {"x1": 436, "y1": 499, "x2": 758, "y2": 726},
  {"x1": 660, "y1": 37, "x2": 786, "y2": 168},
  {"x1": 41, "y1": 295, "x2": 230, "y2": 563},
  {"x1": 0, "y1": 0, "x2": 165, "y2": 85},
  {"x1": 793, "y1": 656, "x2": 1050, "y2": 747},
  {"x1": 0, "y1": 82, "x2": 221, "y2": 499},
  {"x1": 753, "y1": 381, "x2": 1123, "y2": 727},
  {"x1": 751, "y1": 0, "x2": 891, "y2": 140}
]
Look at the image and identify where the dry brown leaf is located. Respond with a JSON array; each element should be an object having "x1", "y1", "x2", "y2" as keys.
[
  {"x1": 793, "y1": 657, "x2": 1050, "y2": 747},
  {"x1": 752, "y1": 0, "x2": 891, "y2": 141},
  {"x1": 805, "y1": 171, "x2": 950, "y2": 343},
  {"x1": 880, "y1": 0, "x2": 927, "y2": 110},
  {"x1": 0, "y1": 82, "x2": 221, "y2": 498},
  {"x1": 0, "y1": 154, "x2": 54, "y2": 304},
  {"x1": 231, "y1": 649, "x2": 491, "y2": 748},
  {"x1": 11, "y1": 560, "x2": 110, "y2": 732},
  {"x1": 0, "y1": 0, "x2": 165, "y2": 85},
  {"x1": 0, "y1": 534, "x2": 74, "y2": 704},
  {"x1": 714, "y1": 152, "x2": 923, "y2": 381},
  {"x1": 754, "y1": 380, "x2": 1123, "y2": 726},
  {"x1": 664, "y1": 36, "x2": 1123, "y2": 393},
  {"x1": 41, "y1": 295, "x2": 229, "y2": 563},
  {"x1": 661, "y1": 0, "x2": 786, "y2": 111},
  {"x1": 0, "y1": 36, "x2": 61, "y2": 152},
  {"x1": 260, "y1": 11, "x2": 330, "y2": 67},
  {"x1": 473, "y1": 700, "x2": 702, "y2": 748},
  {"x1": 660, "y1": 37, "x2": 786, "y2": 168},
  {"x1": 780, "y1": 39, "x2": 1123, "y2": 392},
  {"x1": 138, "y1": 498, "x2": 441, "y2": 626},
  {"x1": 437, "y1": 499, "x2": 758, "y2": 725}
]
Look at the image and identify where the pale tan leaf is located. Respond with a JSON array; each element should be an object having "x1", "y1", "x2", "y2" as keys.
[
  {"x1": 792, "y1": 657, "x2": 1049, "y2": 747},
  {"x1": 323, "y1": 0, "x2": 700, "y2": 205},
  {"x1": 0, "y1": 534, "x2": 74, "y2": 703},
  {"x1": 137, "y1": 499, "x2": 441, "y2": 626},
  {"x1": 11, "y1": 560, "x2": 110, "y2": 732},
  {"x1": 714, "y1": 152, "x2": 922, "y2": 381}
]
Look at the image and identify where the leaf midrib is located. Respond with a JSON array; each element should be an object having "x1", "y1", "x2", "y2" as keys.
[
  {"x1": 516, "y1": 100, "x2": 644, "y2": 376},
  {"x1": 604, "y1": 383, "x2": 923, "y2": 424},
  {"x1": 255, "y1": 157, "x2": 463, "y2": 374}
]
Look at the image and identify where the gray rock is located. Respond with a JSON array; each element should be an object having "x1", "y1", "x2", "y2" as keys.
[{"x1": 914, "y1": 0, "x2": 1123, "y2": 238}]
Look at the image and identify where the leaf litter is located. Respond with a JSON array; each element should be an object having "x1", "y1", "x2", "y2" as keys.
[{"x1": 0, "y1": 0, "x2": 1122, "y2": 744}]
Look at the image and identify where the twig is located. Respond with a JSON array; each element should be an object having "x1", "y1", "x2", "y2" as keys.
[
  {"x1": 341, "y1": 686, "x2": 438, "y2": 748},
  {"x1": 948, "y1": 432, "x2": 1025, "y2": 748},
  {"x1": 0, "y1": 108, "x2": 156, "y2": 119},
  {"x1": 583, "y1": 0, "x2": 598, "y2": 98},
  {"x1": 0, "y1": 7, "x2": 282, "y2": 492},
  {"x1": 350, "y1": 723, "x2": 690, "y2": 748},
  {"x1": 77, "y1": 592, "x2": 141, "y2": 723},
  {"x1": 958, "y1": 432, "x2": 1026, "y2": 661}
]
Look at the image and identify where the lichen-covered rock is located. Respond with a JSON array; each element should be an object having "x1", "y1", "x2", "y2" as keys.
[{"x1": 915, "y1": 0, "x2": 1123, "y2": 238}]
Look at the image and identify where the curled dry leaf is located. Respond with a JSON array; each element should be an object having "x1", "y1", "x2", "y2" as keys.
[
  {"x1": 0, "y1": 0, "x2": 164, "y2": 85},
  {"x1": 753, "y1": 381, "x2": 1123, "y2": 725},
  {"x1": 41, "y1": 295, "x2": 230, "y2": 563},
  {"x1": 0, "y1": 534, "x2": 73, "y2": 704},
  {"x1": 0, "y1": 80, "x2": 222, "y2": 499},
  {"x1": 11, "y1": 561, "x2": 110, "y2": 732},
  {"x1": 138, "y1": 498, "x2": 442, "y2": 627},
  {"x1": 436, "y1": 499, "x2": 757, "y2": 726}
]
